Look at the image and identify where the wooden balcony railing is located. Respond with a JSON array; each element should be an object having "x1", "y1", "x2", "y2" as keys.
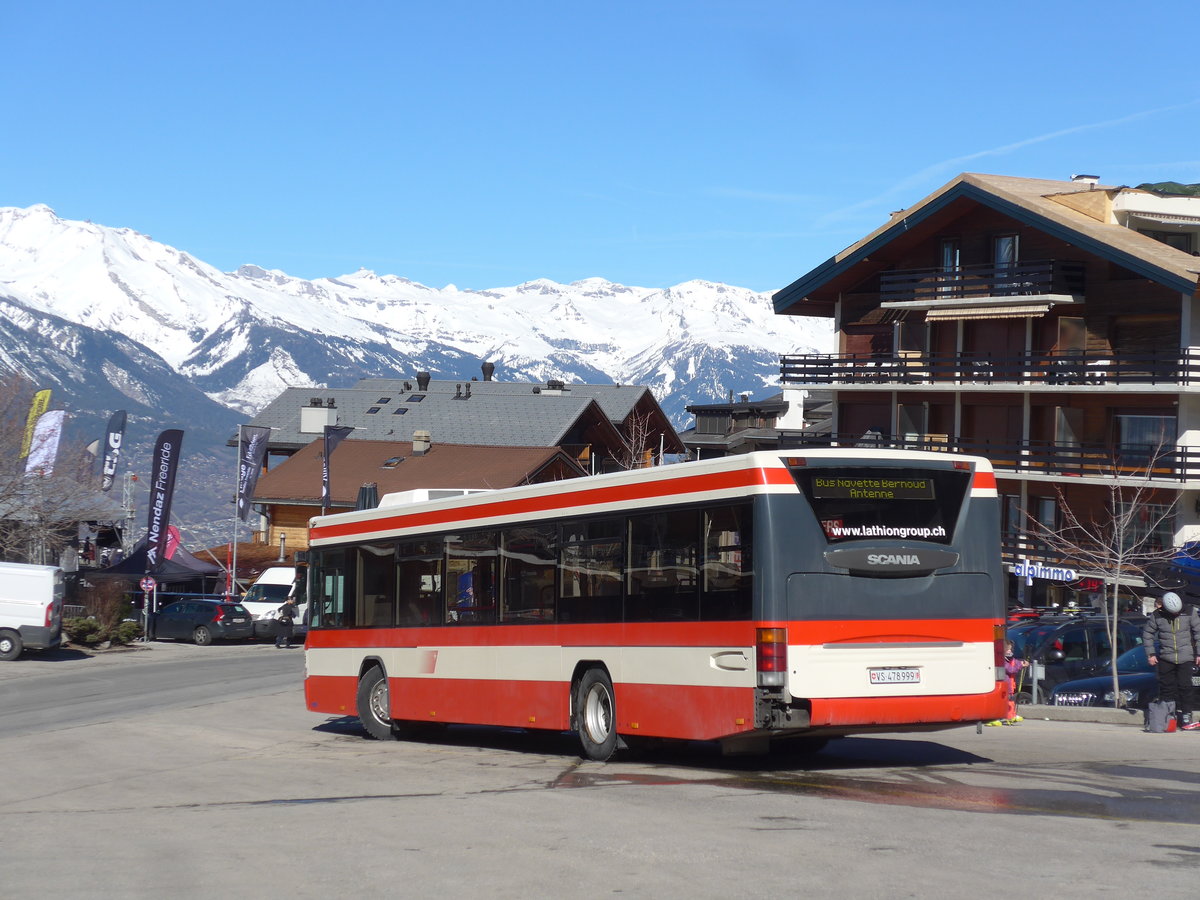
[
  {"x1": 878, "y1": 259, "x2": 1085, "y2": 304},
  {"x1": 779, "y1": 349, "x2": 1200, "y2": 386},
  {"x1": 782, "y1": 432, "x2": 1200, "y2": 482}
]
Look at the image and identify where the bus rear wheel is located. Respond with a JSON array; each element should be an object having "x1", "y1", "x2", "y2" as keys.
[
  {"x1": 575, "y1": 668, "x2": 618, "y2": 761},
  {"x1": 357, "y1": 667, "x2": 398, "y2": 741}
]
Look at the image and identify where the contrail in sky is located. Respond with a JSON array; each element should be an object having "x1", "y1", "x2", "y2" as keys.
[{"x1": 819, "y1": 98, "x2": 1200, "y2": 226}]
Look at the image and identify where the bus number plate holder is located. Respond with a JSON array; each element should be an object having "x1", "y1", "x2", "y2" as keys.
[{"x1": 869, "y1": 667, "x2": 920, "y2": 684}]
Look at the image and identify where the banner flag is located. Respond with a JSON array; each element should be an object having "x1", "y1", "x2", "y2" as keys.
[
  {"x1": 20, "y1": 389, "x2": 52, "y2": 459},
  {"x1": 321, "y1": 425, "x2": 354, "y2": 512},
  {"x1": 236, "y1": 425, "x2": 271, "y2": 521},
  {"x1": 100, "y1": 410, "x2": 128, "y2": 491},
  {"x1": 25, "y1": 409, "x2": 66, "y2": 475},
  {"x1": 145, "y1": 429, "x2": 184, "y2": 575}
]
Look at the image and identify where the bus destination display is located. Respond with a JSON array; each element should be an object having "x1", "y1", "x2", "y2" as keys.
[{"x1": 811, "y1": 476, "x2": 935, "y2": 501}]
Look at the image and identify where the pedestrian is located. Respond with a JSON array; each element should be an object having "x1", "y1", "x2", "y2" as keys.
[
  {"x1": 1143, "y1": 592, "x2": 1200, "y2": 731},
  {"x1": 275, "y1": 595, "x2": 298, "y2": 648},
  {"x1": 986, "y1": 639, "x2": 1029, "y2": 726}
]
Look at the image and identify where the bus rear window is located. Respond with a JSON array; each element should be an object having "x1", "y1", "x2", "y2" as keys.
[{"x1": 790, "y1": 466, "x2": 970, "y2": 545}]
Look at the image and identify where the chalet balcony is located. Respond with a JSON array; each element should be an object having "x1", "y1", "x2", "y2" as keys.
[
  {"x1": 878, "y1": 259, "x2": 1085, "y2": 305},
  {"x1": 784, "y1": 433, "x2": 1200, "y2": 483},
  {"x1": 779, "y1": 348, "x2": 1200, "y2": 387}
]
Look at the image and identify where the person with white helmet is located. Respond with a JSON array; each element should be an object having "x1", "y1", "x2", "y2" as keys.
[{"x1": 1143, "y1": 592, "x2": 1200, "y2": 731}]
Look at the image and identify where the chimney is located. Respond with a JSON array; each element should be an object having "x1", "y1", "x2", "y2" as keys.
[
  {"x1": 301, "y1": 398, "x2": 338, "y2": 433},
  {"x1": 464, "y1": 382, "x2": 471, "y2": 399},
  {"x1": 326, "y1": 397, "x2": 336, "y2": 408},
  {"x1": 454, "y1": 383, "x2": 462, "y2": 399},
  {"x1": 415, "y1": 371, "x2": 431, "y2": 392},
  {"x1": 482, "y1": 361, "x2": 495, "y2": 381},
  {"x1": 412, "y1": 430, "x2": 431, "y2": 456}
]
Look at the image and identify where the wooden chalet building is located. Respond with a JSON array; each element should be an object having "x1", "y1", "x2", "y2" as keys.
[{"x1": 774, "y1": 173, "x2": 1200, "y2": 606}]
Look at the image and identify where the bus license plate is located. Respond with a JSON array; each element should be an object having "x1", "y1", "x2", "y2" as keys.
[{"x1": 870, "y1": 668, "x2": 920, "y2": 684}]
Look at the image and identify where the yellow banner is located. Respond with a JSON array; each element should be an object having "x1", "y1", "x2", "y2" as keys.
[{"x1": 19, "y1": 389, "x2": 52, "y2": 459}]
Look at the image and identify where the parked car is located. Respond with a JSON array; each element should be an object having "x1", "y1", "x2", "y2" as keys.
[
  {"x1": 1012, "y1": 615, "x2": 1144, "y2": 702},
  {"x1": 1051, "y1": 645, "x2": 1200, "y2": 709},
  {"x1": 154, "y1": 600, "x2": 254, "y2": 645},
  {"x1": 0, "y1": 561, "x2": 63, "y2": 660}
]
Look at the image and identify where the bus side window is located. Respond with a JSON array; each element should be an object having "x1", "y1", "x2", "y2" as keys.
[
  {"x1": 356, "y1": 542, "x2": 398, "y2": 627},
  {"x1": 397, "y1": 541, "x2": 442, "y2": 626},
  {"x1": 445, "y1": 530, "x2": 499, "y2": 625},
  {"x1": 500, "y1": 526, "x2": 556, "y2": 624},
  {"x1": 558, "y1": 519, "x2": 623, "y2": 624},
  {"x1": 626, "y1": 509, "x2": 699, "y2": 622},
  {"x1": 701, "y1": 504, "x2": 753, "y2": 621}
]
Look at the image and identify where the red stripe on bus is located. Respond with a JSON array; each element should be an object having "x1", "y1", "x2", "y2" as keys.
[
  {"x1": 311, "y1": 465, "x2": 795, "y2": 543},
  {"x1": 304, "y1": 618, "x2": 996, "y2": 651},
  {"x1": 971, "y1": 470, "x2": 997, "y2": 492}
]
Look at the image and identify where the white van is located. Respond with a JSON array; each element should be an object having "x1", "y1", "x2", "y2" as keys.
[
  {"x1": 0, "y1": 562, "x2": 64, "y2": 660},
  {"x1": 240, "y1": 566, "x2": 306, "y2": 639}
]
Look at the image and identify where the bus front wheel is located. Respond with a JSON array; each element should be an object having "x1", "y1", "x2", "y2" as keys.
[
  {"x1": 357, "y1": 667, "x2": 398, "y2": 741},
  {"x1": 575, "y1": 668, "x2": 618, "y2": 761}
]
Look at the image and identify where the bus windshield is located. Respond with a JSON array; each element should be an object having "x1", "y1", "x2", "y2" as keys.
[{"x1": 790, "y1": 466, "x2": 970, "y2": 545}]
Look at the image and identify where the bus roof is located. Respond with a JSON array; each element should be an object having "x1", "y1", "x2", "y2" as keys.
[{"x1": 308, "y1": 448, "x2": 995, "y2": 548}]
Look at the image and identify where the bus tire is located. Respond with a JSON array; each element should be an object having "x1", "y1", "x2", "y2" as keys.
[
  {"x1": 357, "y1": 667, "x2": 398, "y2": 741},
  {"x1": 0, "y1": 629, "x2": 22, "y2": 661},
  {"x1": 575, "y1": 668, "x2": 618, "y2": 761}
]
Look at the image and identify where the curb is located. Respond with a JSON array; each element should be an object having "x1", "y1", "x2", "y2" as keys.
[{"x1": 1019, "y1": 703, "x2": 1145, "y2": 726}]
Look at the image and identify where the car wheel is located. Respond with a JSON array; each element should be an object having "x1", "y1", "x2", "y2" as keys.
[
  {"x1": 575, "y1": 668, "x2": 618, "y2": 761},
  {"x1": 0, "y1": 629, "x2": 22, "y2": 661},
  {"x1": 356, "y1": 667, "x2": 398, "y2": 741},
  {"x1": 192, "y1": 625, "x2": 213, "y2": 646}
]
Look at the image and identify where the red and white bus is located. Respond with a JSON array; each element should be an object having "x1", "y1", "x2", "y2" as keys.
[{"x1": 303, "y1": 449, "x2": 1007, "y2": 758}]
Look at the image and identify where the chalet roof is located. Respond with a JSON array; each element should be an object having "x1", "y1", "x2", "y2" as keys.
[
  {"x1": 245, "y1": 386, "x2": 624, "y2": 451},
  {"x1": 252, "y1": 439, "x2": 585, "y2": 506},
  {"x1": 774, "y1": 172, "x2": 1200, "y2": 315},
  {"x1": 354, "y1": 377, "x2": 653, "y2": 425}
]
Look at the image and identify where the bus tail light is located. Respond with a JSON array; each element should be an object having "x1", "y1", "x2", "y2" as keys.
[
  {"x1": 757, "y1": 627, "x2": 788, "y2": 688},
  {"x1": 993, "y1": 624, "x2": 1006, "y2": 673}
]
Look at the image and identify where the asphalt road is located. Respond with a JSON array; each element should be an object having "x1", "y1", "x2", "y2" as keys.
[{"x1": 2, "y1": 642, "x2": 1200, "y2": 898}]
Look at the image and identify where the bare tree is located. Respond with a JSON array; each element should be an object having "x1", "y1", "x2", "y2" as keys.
[
  {"x1": 616, "y1": 410, "x2": 658, "y2": 470},
  {"x1": 1023, "y1": 448, "x2": 1179, "y2": 708}
]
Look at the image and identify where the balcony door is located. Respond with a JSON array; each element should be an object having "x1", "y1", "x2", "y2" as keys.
[{"x1": 993, "y1": 234, "x2": 1019, "y2": 296}]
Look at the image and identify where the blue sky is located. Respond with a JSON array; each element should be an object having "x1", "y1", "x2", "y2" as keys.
[{"x1": 5, "y1": 0, "x2": 1199, "y2": 292}]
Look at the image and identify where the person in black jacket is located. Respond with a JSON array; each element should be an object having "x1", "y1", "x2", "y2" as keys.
[
  {"x1": 1143, "y1": 592, "x2": 1200, "y2": 730},
  {"x1": 275, "y1": 596, "x2": 298, "y2": 648}
]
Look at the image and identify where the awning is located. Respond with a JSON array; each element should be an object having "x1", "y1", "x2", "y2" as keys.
[
  {"x1": 925, "y1": 303, "x2": 1051, "y2": 322},
  {"x1": 1128, "y1": 212, "x2": 1200, "y2": 227}
]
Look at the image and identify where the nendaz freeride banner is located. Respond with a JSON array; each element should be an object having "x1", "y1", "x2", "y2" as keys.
[
  {"x1": 145, "y1": 429, "x2": 184, "y2": 575},
  {"x1": 100, "y1": 410, "x2": 127, "y2": 491},
  {"x1": 321, "y1": 425, "x2": 353, "y2": 512},
  {"x1": 236, "y1": 425, "x2": 271, "y2": 521}
]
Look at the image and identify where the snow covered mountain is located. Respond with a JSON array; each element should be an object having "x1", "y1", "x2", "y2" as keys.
[
  {"x1": 0, "y1": 204, "x2": 832, "y2": 426},
  {"x1": 0, "y1": 203, "x2": 831, "y2": 542}
]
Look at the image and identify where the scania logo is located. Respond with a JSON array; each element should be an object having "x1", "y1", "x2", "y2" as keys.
[{"x1": 823, "y1": 546, "x2": 960, "y2": 578}]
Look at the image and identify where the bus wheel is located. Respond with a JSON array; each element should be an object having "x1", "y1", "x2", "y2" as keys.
[
  {"x1": 357, "y1": 667, "x2": 398, "y2": 741},
  {"x1": 0, "y1": 629, "x2": 22, "y2": 661},
  {"x1": 575, "y1": 668, "x2": 618, "y2": 761}
]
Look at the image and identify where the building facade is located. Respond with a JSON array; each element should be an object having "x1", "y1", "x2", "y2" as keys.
[{"x1": 773, "y1": 173, "x2": 1200, "y2": 606}]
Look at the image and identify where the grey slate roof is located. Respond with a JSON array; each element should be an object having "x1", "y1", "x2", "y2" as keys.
[
  {"x1": 353, "y1": 377, "x2": 652, "y2": 424},
  {"x1": 246, "y1": 386, "x2": 610, "y2": 450}
]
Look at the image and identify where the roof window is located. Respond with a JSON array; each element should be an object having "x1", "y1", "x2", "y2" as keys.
[{"x1": 366, "y1": 406, "x2": 382, "y2": 414}]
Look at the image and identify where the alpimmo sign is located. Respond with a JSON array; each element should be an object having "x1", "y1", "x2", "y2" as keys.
[{"x1": 1010, "y1": 559, "x2": 1077, "y2": 585}]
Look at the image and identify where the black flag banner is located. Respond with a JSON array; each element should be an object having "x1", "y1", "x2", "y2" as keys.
[
  {"x1": 100, "y1": 410, "x2": 127, "y2": 491},
  {"x1": 321, "y1": 425, "x2": 354, "y2": 513},
  {"x1": 236, "y1": 425, "x2": 271, "y2": 521},
  {"x1": 145, "y1": 429, "x2": 184, "y2": 574}
]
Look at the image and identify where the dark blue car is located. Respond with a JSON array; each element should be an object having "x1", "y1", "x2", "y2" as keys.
[{"x1": 1051, "y1": 646, "x2": 1200, "y2": 709}]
